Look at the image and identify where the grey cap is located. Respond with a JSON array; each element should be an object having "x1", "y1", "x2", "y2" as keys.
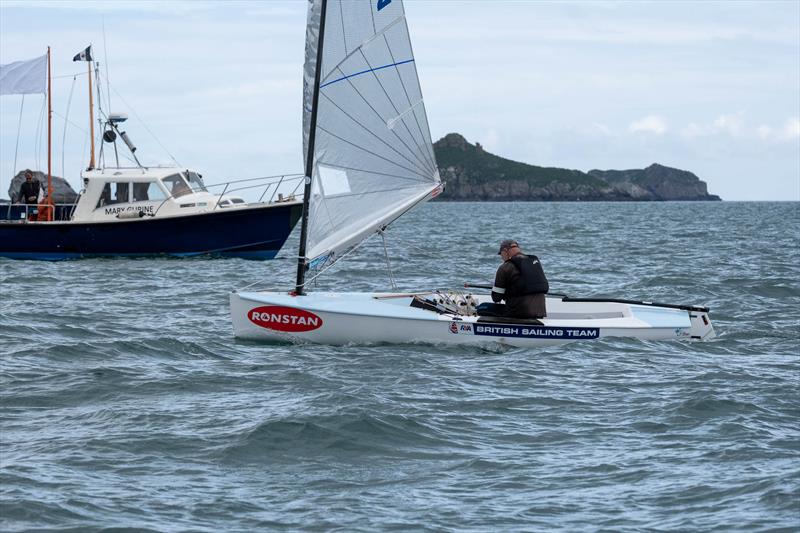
[{"x1": 497, "y1": 239, "x2": 519, "y2": 254}]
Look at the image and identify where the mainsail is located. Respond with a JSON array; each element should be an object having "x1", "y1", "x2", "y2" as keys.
[{"x1": 302, "y1": 0, "x2": 441, "y2": 268}]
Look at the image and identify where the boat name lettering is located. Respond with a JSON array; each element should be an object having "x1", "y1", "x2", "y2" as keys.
[
  {"x1": 248, "y1": 305, "x2": 323, "y2": 332},
  {"x1": 104, "y1": 205, "x2": 155, "y2": 216},
  {"x1": 473, "y1": 325, "x2": 599, "y2": 339}
]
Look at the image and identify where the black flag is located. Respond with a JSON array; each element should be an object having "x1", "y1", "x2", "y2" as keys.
[{"x1": 73, "y1": 46, "x2": 92, "y2": 62}]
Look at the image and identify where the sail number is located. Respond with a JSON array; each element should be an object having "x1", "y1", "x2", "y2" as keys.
[{"x1": 377, "y1": 0, "x2": 391, "y2": 11}]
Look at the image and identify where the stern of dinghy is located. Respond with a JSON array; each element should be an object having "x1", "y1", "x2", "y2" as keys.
[
  {"x1": 626, "y1": 301, "x2": 716, "y2": 342},
  {"x1": 689, "y1": 309, "x2": 716, "y2": 341}
]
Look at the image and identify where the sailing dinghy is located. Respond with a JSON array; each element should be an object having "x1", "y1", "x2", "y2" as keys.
[{"x1": 229, "y1": 0, "x2": 716, "y2": 347}]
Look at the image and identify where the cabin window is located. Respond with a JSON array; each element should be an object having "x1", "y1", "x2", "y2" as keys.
[
  {"x1": 96, "y1": 182, "x2": 130, "y2": 208},
  {"x1": 132, "y1": 182, "x2": 167, "y2": 202},
  {"x1": 162, "y1": 174, "x2": 192, "y2": 198},
  {"x1": 185, "y1": 172, "x2": 208, "y2": 192}
]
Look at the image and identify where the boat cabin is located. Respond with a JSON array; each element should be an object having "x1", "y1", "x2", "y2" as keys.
[{"x1": 70, "y1": 167, "x2": 245, "y2": 222}]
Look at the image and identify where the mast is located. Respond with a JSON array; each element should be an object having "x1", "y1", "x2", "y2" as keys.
[
  {"x1": 87, "y1": 57, "x2": 95, "y2": 169},
  {"x1": 46, "y1": 46, "x2": 53, "y2": 205},
  {"x1": 295, "y1": 0, "x2": 328, "y2": 295}
]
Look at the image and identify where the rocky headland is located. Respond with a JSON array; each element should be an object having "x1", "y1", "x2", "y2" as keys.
[{"x1": 434, "y1": 133, "x2": 721, "y2": 201}]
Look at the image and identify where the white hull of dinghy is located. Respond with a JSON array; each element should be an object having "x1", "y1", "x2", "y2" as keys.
[{"x1": 230, "y1": 291, "x2": 715, "y2": 347}]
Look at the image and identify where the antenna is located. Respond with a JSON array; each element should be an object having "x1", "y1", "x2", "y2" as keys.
[{"x1": 102, "y1": 17, "x2": 111, "y2": 111}]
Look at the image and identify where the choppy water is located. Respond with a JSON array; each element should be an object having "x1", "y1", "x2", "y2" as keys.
[{"x1": 1, "y1": 201, "x2": 798, "y2": 532}]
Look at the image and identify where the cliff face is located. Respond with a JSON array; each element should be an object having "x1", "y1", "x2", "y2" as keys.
[{"x1": 434, "y1": 133, "x2": 721, "y2": 201}]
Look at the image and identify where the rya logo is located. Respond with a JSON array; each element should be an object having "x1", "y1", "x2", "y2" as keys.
[{"x1": 377, "y1": 0, "x2": 391, "y2": 11}]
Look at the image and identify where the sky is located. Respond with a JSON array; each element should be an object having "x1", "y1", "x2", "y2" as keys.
[{"x1": 1, "y1": 0, "x2": 798, "y2": 201}]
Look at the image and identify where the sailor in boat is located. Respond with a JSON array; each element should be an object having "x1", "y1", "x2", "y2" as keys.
[
  {"x1": 478, "y1": 239, "x2": 550, "y2": 319},
  {"x1": 17, "y1": 171, "x2": 40, "y2": 205}
]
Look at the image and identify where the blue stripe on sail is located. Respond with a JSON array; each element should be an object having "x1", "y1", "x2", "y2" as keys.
[{"x1": 320, "y1": 59, "x2": 415, "y2": 89}]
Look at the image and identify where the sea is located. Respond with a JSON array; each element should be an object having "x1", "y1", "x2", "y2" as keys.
[{"x1": 1, "y1": 201, "x2": 798, "y2": 532}]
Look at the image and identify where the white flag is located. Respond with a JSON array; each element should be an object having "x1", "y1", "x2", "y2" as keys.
[{"x1": 0, "y1": 55, "x2": 47, "y2": 96}]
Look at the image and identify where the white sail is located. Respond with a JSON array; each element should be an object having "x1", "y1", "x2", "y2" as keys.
[
  {"x1": 0, "y1": 55, "x2": 47, "y2": 95},
  {"x1": 302, "y1": 0, "x2": 441, "y2": 267}
]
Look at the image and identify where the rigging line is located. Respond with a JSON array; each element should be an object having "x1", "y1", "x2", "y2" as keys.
[
  {"x1": 61, "y1": 75, "x2": 77, "y2": 181},
  {"x1": 52, "y1": 110, "x2": 88, "y2": 134},
  {"x1": 380, "y1": 229, "x2": 397, "y2": 289},
  {"x1": 12, "y1": 95, "x2": 25, "y2": 182},
  {"x1": 238, "y1": 230, "x2": 378, "y2": 292},
  {"x1": 315, "y1": 160, "x2": 432, "y2": 184},
  {"x1": 34, "y1": 96, "x2": 46, "y2": 176},
  {"x1": 51, "y1": 72, "x2": 86, "y2": 79},
  {"x1": 319, "y1": 91, "x2": 431, "y2": 178},
  {"x1": 102, "y1": 17, "x2": 111, "y2": 111},
  {"x1": 357, "y1": 47, "x2": 435, "y2": 174},
  {"x1": 316, "y1": 125, "x2": 432, "y2": 181},
  {"x1": 303, "y1": 231, "x2": 378, "y2": 288},
  {"x1": 382, "y1": 33, "x2": 437, "y2": 172},
  {"x1": 108, "y1": 83, "x2": 181, "y2": 167},
  {"x1": 312, "y1": 183, "x2": 438, "y2": 277}
]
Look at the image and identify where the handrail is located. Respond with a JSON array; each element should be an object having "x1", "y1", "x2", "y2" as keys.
[
  {"x1": 1, "y1": 202, "x2": 77, "y2": 222},
  {"x1": 152, "y1": 173, "x2": 304, "y2": 217},
  {"x1": 2, "y1": 173, "x2": 306, "y2": 221},
  {"x1": 267, "y1": 175, "x2": 285, "y2": 204}
]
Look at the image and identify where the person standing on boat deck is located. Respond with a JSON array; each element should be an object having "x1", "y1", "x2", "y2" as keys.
[
  {"x1": 18, "y1": 171, "x2": 40, "y2": 205},
  {"x1": 481, "y1": 239, "x2": 549, "y2": 318}
]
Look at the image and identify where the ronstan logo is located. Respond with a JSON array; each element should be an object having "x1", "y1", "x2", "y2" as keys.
[{"x1": 248, "y1": 306, "x2": 323, "y2": 332}]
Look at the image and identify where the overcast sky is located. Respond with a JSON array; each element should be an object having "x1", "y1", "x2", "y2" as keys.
[{"x1": 1, "y1": 0, "x2": 798, "y2": 201}]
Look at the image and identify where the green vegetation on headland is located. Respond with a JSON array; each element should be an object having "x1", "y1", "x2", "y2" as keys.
[{"x1": 434, "y1": 133, "x2": 721, "y2": 201}]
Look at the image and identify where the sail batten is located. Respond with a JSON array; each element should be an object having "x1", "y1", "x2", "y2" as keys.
[{"x1": 302, "y1": 0, "x2": 440, "y2": 266}]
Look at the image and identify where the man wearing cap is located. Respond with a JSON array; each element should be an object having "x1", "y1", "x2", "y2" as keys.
[
  {"x1": 17, "y1": 171, "x2": 40, "y2": 205},
  {"x1": 482, "y1": 239, "x2": 549, "y2": 318}
]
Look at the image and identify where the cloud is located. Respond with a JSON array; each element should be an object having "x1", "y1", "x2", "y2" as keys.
[
  {"x1": 782, "y1": 117, "x2": 800, "y2": 139},
  {"x1": 629, "y1": 115, "x2": 667, "y2": 135},
  {"x1": 681, "y1": 112, "x2": 744, "y2": 138},
  {"x1": 712, "y1": 113, "x2": 744, "y2": 136},
  {"x1": 748, "y1": 117, "x2": 798, "y2": 141}
]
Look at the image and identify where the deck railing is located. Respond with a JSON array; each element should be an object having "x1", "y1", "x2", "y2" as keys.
[
  {"x1": 3, "y1": 173, "x2": 306, "y2": 223},
  {"x1": 153, "y1": 173, "x2": 306, "y2": 217},
  {"x1": 1, "y1": 203, "x2": 77, "y2": 222}
]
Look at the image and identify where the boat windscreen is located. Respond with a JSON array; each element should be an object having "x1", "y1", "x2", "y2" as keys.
[
  {"x1": 185, "y1": 172, "x2": 208, "y2": 192},
  {"x1": 162, "y1": 174, "x2": 192, "y2": 198}
]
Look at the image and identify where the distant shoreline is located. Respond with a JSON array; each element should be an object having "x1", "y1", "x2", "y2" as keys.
[{"x1": 434, "y1": 133, "x2": 722, "y2": 202}]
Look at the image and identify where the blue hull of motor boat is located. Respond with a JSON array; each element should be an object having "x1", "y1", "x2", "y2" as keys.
[{"x1": 0, "y1": 202, "x2": 302, "y2": 260}]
